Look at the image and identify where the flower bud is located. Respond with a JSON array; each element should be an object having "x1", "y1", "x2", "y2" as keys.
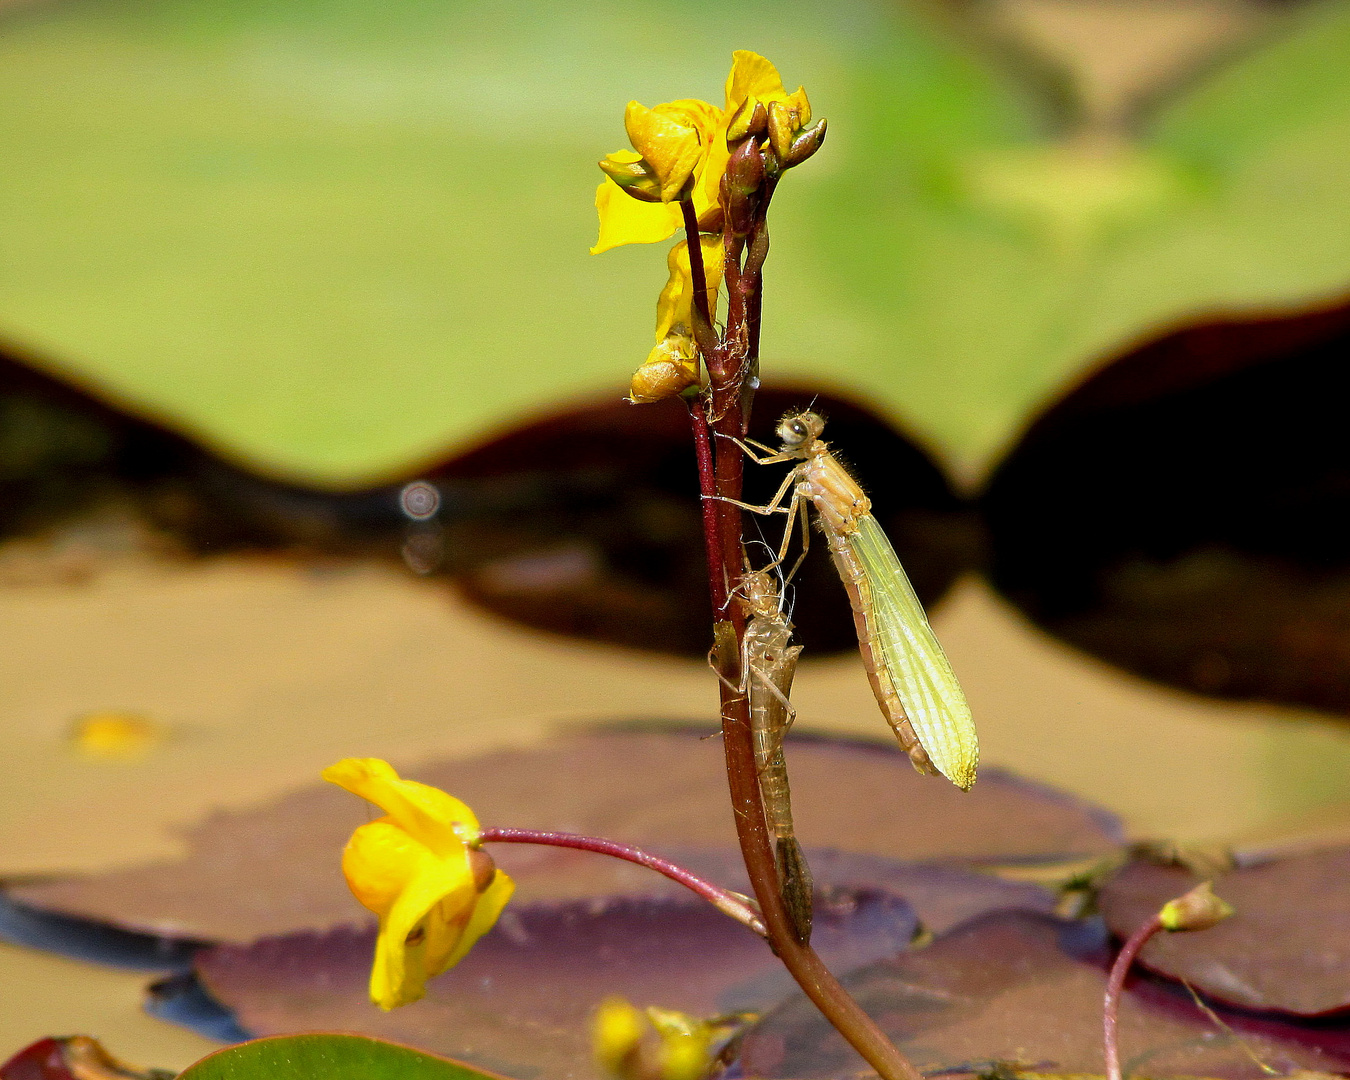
[
  {"x1": 783, "y1": 118, "x2": 827, "y2": 167},
  {"x1": 726, "y1": 96, "x2": 768, "y2": 143},
  {"x1": 766, "y1": 99, "x2": 801, "y2": 163},
  {"x1": 1158, "y1": 881, "x2": 1235, "y2": 932},
  {"x1": 725, "y1": 136, "x2": 765, "y2": 196},
  {"x1": 723, "y1": 138, "x2": 764, "y2": 237}
]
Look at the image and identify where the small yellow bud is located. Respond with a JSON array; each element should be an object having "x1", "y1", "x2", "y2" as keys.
[{"x1": 1158, "y1": 881, "x2": 1235, "y2": 932}]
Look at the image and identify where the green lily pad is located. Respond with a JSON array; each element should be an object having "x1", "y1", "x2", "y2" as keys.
[
  {"x1": 1, "y1": 1, "x2": 1349, "y2": 484},
  {"x1": 177, "y1": 1034, "x2": 506, "y2": 1080}
]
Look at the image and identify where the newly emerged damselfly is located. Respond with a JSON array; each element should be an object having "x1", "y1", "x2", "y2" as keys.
[
  {"x1": 727, "y1": 412, "x2": 978, "y2": 790},
  {"x1": 738, "y1": 567, "x2": 813, "y2": 943}
]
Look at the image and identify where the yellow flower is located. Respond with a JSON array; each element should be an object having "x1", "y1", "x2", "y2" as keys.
[
  {"x1": 591, "y1": 50, "x2": 807, "y2": 254},
  {"x1": 592, "y1": 999, "x2": 716, "y2": 1080},
  {"x1": 323, "y1": 758, "x2": 514, "y2": 1010}
]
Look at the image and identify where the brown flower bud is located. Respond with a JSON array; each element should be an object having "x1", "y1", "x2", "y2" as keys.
[
  {"x1": 783, "y1": 118, "x2": 827, "y2": 167},
  {"x1": 725, "y1": 136, "x2": 765, "y2": 196},
  {"x1": 726, "y1": 96, "x2": 769, "y2": 143}
]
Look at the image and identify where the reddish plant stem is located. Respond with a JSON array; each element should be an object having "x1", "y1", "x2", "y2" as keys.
[
  {"x1": 479, "y1": 827, "x2": 765, "y2": 935},
  {"x1": 1104, "y1": 914, "x2": 1163, "y2": 1080},
  {"x1": 683, "y1": 190, "x2": 923, "y2": 1080},
  {"x1": 681, "y1": 200, "x2": 720, "y2": 361}
]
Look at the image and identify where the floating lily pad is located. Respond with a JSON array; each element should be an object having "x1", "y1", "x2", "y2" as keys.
[
  {"x1": 985, "y1": 296, "x2": 1350, "y2": 717},
  {"x1": 1098, "y1": 850, "x2": 1350, "y2": 1017},
  {"x1": 736, "y1": 910, "x2": 1350, "y2": 1079},
  {"x1": 178, "y1": 1033, "x2": 507, "y2": 1080},
  {"x1": 191, "y1": 892, "x2": 917, "y2": 1080},
  {"x1": 10, "y1": 728, "x2": 1110, "y2": 942}
]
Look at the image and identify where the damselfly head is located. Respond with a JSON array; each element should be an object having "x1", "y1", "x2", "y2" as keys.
[
  {"x1": 738, "y1": 569, "x2": 781, "y2": 618},
  {"x1": 777, "y1": 411, "x2": 825, "y2": 452}
]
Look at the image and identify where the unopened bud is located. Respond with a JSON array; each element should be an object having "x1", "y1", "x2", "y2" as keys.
[
  {"x1": 1158, "y1": 881, "x2": 1235, "y2": 932},
  {"x1": 725, "y1": 136, "x2": 765, "y2": 196},
  {"x1": 726, "y1": 96, "x2": 768, "y2": 143},
  {"x1": 783, "y1": 118, "x2": 827, "y2": 167},
  {"x1": 766, "y1": 100, "x2": 801, "y2": 163},
  {"x1": 598, "y1": 154, "x2": 666, "y2": 203},
  {"x1": 723, "y1": 139, "x2": 764, "y2": 237}
]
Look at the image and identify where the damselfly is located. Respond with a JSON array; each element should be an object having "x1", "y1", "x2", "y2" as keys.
[
  {"x1": 737, "y1": 568, "x2": 813, "y2": 942},
  {"x1": 728, "y1": 411, "x2": 978, "y2": 790}
]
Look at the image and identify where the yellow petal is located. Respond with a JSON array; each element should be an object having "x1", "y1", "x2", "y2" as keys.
[
  {"x1": 658, "y1": 98, "x2": 723, "y2": 134},
  {"x1": 368, "y1": 846, "x2": 477, "y2": 1010},
  {"x1": 323, "y1": 758, "x2": 479, "y2": 858},
  {"x1": 725, "y1": 51, "x2": 788, "y2": 111},
  {"x1": 341, "y1": 817, "x2": 422, "y2": 918},
  {"x1": 591, "y1": 179, "x2": 682, "y2": 254},
  {"x1": 439, "y1": 868, "x2": 515, "y2": 971},
  {"x1": 692, "y1": 132, "x2": 730, "y2": 218},
  {"x1": 655, "y1": 236, "x2": 725, "y2": 341}
]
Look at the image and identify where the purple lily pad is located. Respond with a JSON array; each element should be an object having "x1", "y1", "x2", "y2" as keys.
[
  {"x1": 737, "y1": 910, "x2": 1350, "y2": 1079},
  {"x1": 1099, "y1": 850, "x2": 1350, "y2": 1017},
  {"x1": 10, "y1": 729, "x2": 1105, "y2": 943},
  {"x1": 193, "y1": 890, "x2": 918, "y2": 1080}
]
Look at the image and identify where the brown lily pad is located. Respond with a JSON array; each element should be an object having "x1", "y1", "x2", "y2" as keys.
[
  {"x1": 10, "y1": 728, "x2": 1112, "y2": 943},
  {"x1": 1099, "y1": 850, "x2": 1350, "y2": 1017},
  {"x1": 193, "y1": 891, "x2": 918, "y2": 1080},
  {"x1": 737, "y1": 910, "x2": 1350, "y2": 1079}
]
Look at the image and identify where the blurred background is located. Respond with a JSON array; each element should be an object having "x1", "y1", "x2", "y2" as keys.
[{"x1": 3, "y1": 0, "x2": 1350, "y2": 1066}]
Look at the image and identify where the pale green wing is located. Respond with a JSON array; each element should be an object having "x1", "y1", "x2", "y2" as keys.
[{"x1": 850, "y1": 516, "x2": 978, "y2": 789}]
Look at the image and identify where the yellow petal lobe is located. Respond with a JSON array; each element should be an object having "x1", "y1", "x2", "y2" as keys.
[
  {"x1": 725, "y1": 51, "x2": 788, "y2": 111},
  {"x1": 592, "y1": 179, "x2": 682, "y2": 254}
]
